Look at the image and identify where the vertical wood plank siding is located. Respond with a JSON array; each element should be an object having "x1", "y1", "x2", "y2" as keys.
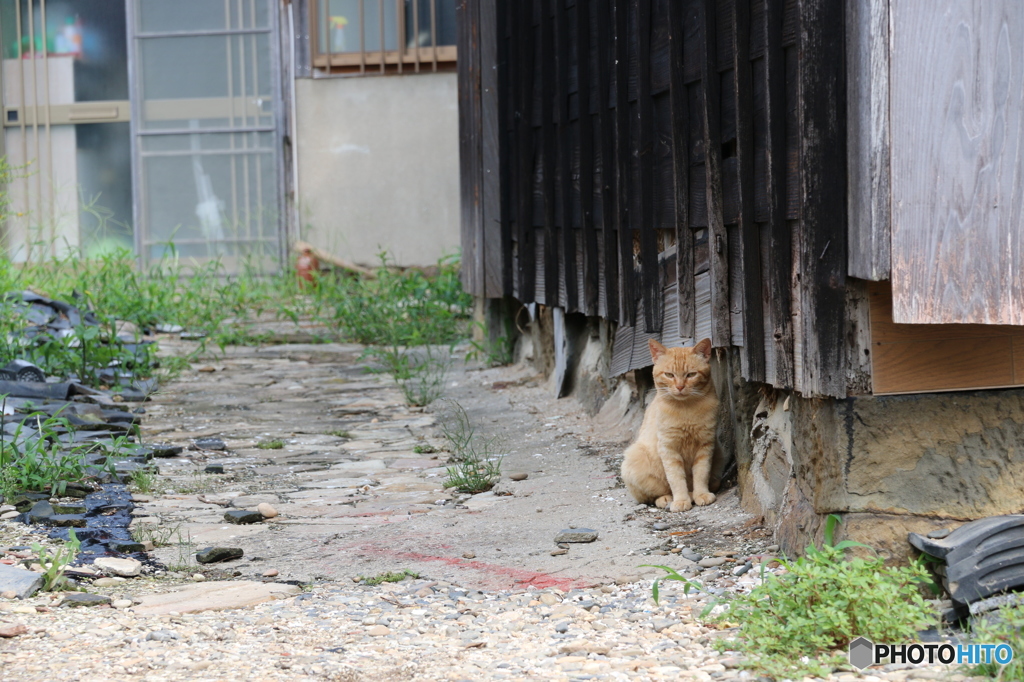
[{"x1": 457, "y1": 0, "x2": 848, "y2": 398}]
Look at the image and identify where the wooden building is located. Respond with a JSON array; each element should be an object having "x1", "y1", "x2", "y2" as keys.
[
  {"x1": 457, "y1": 0, "x2": 1024, "y2": 553},
  {"x1": 458, "y1": 0, "x2": 1024, "y2": 399}
]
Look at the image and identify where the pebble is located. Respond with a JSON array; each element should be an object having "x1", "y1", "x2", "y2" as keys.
[
  {"x1": 652, "y1": 523, "x2": 670, "y2": 531},
  {"x1": 554, "y1": 528, "x2": 599, "y2": 543},
  {"x1": 192, "y1": 574, "x2": 206, "y2": 582},
  {"x1": 262, "y1": 569, "x2": 279, "y2": 578},
  {"x1": 223, "y1": 510, "x2": 263, "y2": 525},
  {"x1": 1, "y1": 590, "x2": 17, "y2": 599},
  {"x1": 111, "y1": 599, "x2": 133, "y2": 609},
  {"x1": 550, "y1": 549, "x2": 568, "y2": 556},
  {"x1": 146, "y1": 630, "x2": 179, "y2": 641},
  {"x1": 60, "y1": 593, "x2": 111, "y2": 608},
  {"x1": 196, "y1": 547, "x2": 244, "y2": 564},
  {"x1": 698, "y1": 557, "x2": 727, "y2": 568},
  {"x1": 367, "y1": 625, "x2": 391, "y2": 636},
  {"x1": 93, "y1": 557, "x2": 142, "y2": 578},
  {"x1": 0, "y1": 511, "x2": 18, "y2": 520},
  {"x1": 462, "y1": 552, "x2": 476, "y2": 559},
  {"x1": 508, "y1": 472, "x2": 529, "y2": 481},
  {"x1": 257, "y1": 503, "x2": 278, "y2": 519},
  {"x1": 91, "y1": 578, "x2": 123, "y2": 588}
]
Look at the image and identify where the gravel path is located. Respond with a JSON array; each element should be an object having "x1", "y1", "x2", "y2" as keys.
[{"x1": 0, "y1": 566, "x2": 974, "y2": 682}]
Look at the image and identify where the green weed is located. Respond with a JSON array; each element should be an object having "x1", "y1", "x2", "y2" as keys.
[
  {"x1": 360, "y1": 569, "x2": 419, "y2": 586},
  {"x1": 439, "y1": 401, "x2": 504, "y2": 494},
  {"x1": 969, "y1": 603, "x2": 1024, "y2": 681},
  {"x1": 129, "y1": 467, "x2": 157, "y2": 494},
  {"x1": 653, "y1": 515, "x2": 938, "y2": 678},
  {"x1": 367, "y1": 344, "x2": 451, "y2": 407},
  {"x1": 326, "y1": 429, "x2": 351, "y2": 438},
  {"x1": 413, "y1": 444, "x2": 437, "y2": 454},
  {"x1": 31, "y1": 528, "x2": 80, "y2": 592},
  {"x1": 256, "y1": 439, "x2": 284, "y2": 450}
]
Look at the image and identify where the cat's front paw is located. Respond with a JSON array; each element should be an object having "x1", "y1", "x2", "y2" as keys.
[
  {"x1": 654, "y1": 495, "x2": 673, "y2": 509},
  {"x1": 693, "y1": 492, "x2": 716, "y2": 506},
  {"x1": 669, "y1": 498, "x2": 692, "y2": 512}
]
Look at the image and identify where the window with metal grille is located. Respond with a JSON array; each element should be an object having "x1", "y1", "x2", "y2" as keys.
[{"x1": 312, "y1": 0, "x2": 456, "y2": 74}]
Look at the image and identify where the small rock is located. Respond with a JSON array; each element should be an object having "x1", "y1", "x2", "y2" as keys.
[
  {"x1": 204, "y1": 464, "x2": 225, "y2": 475},
  {"x1": 554, "y1": 528, "x2": 598, "y2": 543},
  {"x1": 550, "y1": 549, "x2": 568, "y2": 556},
  {"x1": 698, "y1": 557, "x2": 728, "y2": 568},
  {"x1": 1, "y1": 590, "x2": 16, "y2": 599},
  {"x1": 94, "y1": 557, "x2": 143, "y2": 578},
  {"x1": 0, "y1": 624, "x2": 28, "y2": 638},
  {"x1": 262, "y1": 569, "x2": 279, "y2": 578},
  {"x1": 28, "y1": 500, "x2": 54, "y2": 523},
  {"x1": 0, "y1": 511, "x2": 18, "y2": 520},
  {"x1": 141, "y1": 541, "x2": 156, "y2": 552},
  {"x1": 927, "y1": 528, "x2": 951, "y2": 540},
  {"x1": 367, "y1": 625, "x2": 391, "y2": 636},
  {"x1": 0, "y1": 564, "x2": 44, "y2": 599},
  {"x1": 192, "y1": 574, "x2": 206, "y2": 582},
  {"x1": 146, "y1": 630, "x2": 179, "y2": 641},
  {"x1": 45, "y1": 514, "x2": 87, "y2": 528},
  {"x1": 195, "y1": 547, "x2": 244, "y2": 564},
  {"x1": 652, "y1": 618, "x2": 679, "y2": 633},
  {"x1": 61, "y1": 593, "x2": 112, "y2": 608},
  {"x1": 110, "y1": 542, "x2": 146, "y2": 554},
  {"x1": 766, "y1": 544, "x2": 780, "y2": 552},
  {"x1": 0, "y1": 505, "x2": 14, "y2": 513},
  {"x1": 722, "y1": 530, "x2": 734, "y2": 536},
  {"x1": 223, "y1": 510, "x2": 263, "y2": 525},
  {"x1": 112, "y1": 599, "x2": 133, "y2": 609},
  {"x1": 733, "y1": 563, "x2": 753, "y2": 576},
  {"x1": 257, "y1": 503, "x2": 278, "y2": 519},
  {"x1": 149, "y1": 444, "x2": 184, "y2": 458},
  {"x1": 193, "y1": 437, "x2": 226, "y2": 451},
  {"x1": 130, "y1": 494, "x2": 152, "y2": 503},
  {"x1": 508, "y1": 473, "x2": 529, "y2": 481},
  {"x1": 462, "y1": 552, "x2": 476, "y2": 559},
  {"x1": 92, "y1": 578, "x2": 124, "y2": 587},
  {"x1": 554, "y1": 621, "x2": 569, "y2": 633},
  {"x1": 652, "y1": 523, "x2": 670, "y2": 531},
  {"x1": 539, "y1": 593, "x2": 560, "y2": 605}
]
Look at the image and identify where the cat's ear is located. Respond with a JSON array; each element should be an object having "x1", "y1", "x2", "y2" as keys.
[
  {"x1": 649, "y1": 339, "x2": 668, "y2": 361},
  {"x1": 693, "y1": 338, "x2": 712, "y2": 359}
]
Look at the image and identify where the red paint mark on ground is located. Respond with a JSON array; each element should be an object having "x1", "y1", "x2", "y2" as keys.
[{"x1": 350, "y1": 544, "x2": 594, "y2": 590}]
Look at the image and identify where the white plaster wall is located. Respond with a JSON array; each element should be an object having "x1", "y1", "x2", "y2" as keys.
[{"x1": 295, "y1": 72, "x2": 460, "y2": 268}]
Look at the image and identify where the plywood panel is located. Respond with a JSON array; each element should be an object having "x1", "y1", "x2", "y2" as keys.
[
  {"x1": 869, "y1": 281, "x2": 1024, "y2": 394},
  {"x1": 891, "y1": 0, "x2": 1024, "y2": 325}
]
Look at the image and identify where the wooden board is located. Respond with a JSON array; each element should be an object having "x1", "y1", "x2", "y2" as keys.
[
  {"x1": 845, "y1": 0, "x2": 890, "y2": 281},
  {"x1": 891, "y1": 0, "x2": 1024, "y2": 325},
  {"x1": 869, "y1": 281, "x2": 1024, "y2": 394}
]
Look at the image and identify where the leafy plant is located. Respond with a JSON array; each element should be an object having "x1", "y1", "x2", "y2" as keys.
[
  {"x1": 466, "y1": 320, "x2": 514, "y2": 367},
  {"x1": 256, "y1": 439, "x2": 284, "y2": 450},
  {"x1": 438, "y1": 400, "x2": 504, "y2": 493},
  {"x1": 129, "y1": 467, "x2": 157, "y2": 494},
  {"x1": 367, "y1": 344, "x2": 451, "y2": 407},
  {"x1": 697, "y1": 515, "x2": 937, "y2": 678},
  {"x1": 31, "y1": 528, "x2": 80, "y2": 592},
  {"x1": 0, "y1": 410, "x2": 96, "y2": 498},
  {"x1": 413, "y1": 443, "x2": 437, "y2": 454},
  {"x1": 360, "y1": 569, "x2": 419, "y2": 586},
  {"x1": 969, "y1": 602, "x2": 1024, "y2": 681},
  {"x1": 326, "y1": 429, "x2": 351, "y2": 438}
]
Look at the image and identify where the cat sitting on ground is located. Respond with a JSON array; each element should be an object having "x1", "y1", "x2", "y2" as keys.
[{"x1": 620, "y1": 338, "x2": 718, "y2": 512}]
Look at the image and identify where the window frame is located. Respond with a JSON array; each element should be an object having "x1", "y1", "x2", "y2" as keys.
[{"x1": 309, "y1": 0, "x2": 456, "y2": 74}]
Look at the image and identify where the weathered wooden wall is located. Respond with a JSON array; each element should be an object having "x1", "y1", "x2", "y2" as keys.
[
  {"x1": 458, "y1": 0, "x2": 848, "y2": 398},
  {"x1": 891, "y1": 0, "x2": 1024, "y2": 325}
]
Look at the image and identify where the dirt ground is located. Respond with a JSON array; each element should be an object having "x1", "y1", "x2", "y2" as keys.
[{"x1": 139, "y1": 337, "x2": 770, "y2": 590}]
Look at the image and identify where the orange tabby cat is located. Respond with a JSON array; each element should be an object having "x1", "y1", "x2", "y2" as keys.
[{"x1": 620, "y1": 338, "x2": 718, "y2": 512}]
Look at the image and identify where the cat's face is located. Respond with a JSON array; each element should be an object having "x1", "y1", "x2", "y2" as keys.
[{"x1": 649, "y1": 339, "x2": 713, "y2": 400}]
